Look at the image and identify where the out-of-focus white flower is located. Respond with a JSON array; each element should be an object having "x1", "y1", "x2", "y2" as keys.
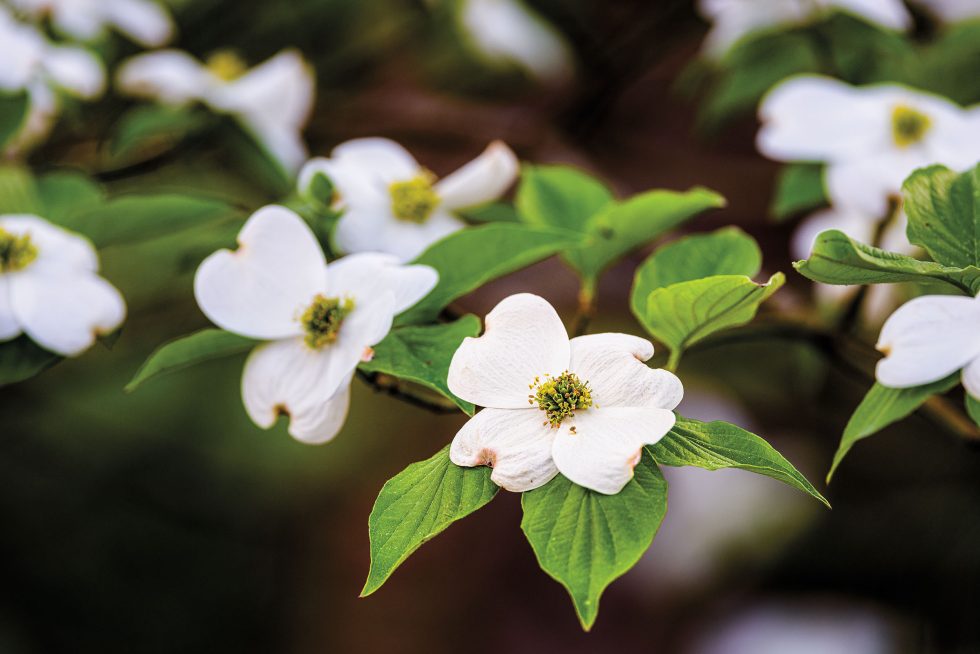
[
  {"x1": 0, "y1": 214, "x2": 125, "y2": 356},
  {"x1": 758, "y1": 76, "x2": 980, "y2": 218},
  {"x1": 456, "y1": 0, "x2": 574, "y2": 82},
  {"x1": 299, "y1": 138, "x2": 518, "y2": 262},
  {"x1": 116, "y1": 49, "x2": 315, "y2": 174},
  {"x1": 193, "y1": 205, "x2": 437, "y2": 444},
  {"x1": 0, "y1": 6, "x2": 105, "y2": 152},
  {"x1": 8, "y1": 0, "x2": 174, "y2": 47},
  {"x1": 697, "y1": 0, "x2": 911, "y2": 58},
  {"x1": 447, "y1": 293, "x2": 683, "y2": 495},
  {"x1": 875, "y1": 292, "x2": 980, "y2": 399},
  {"x1": 913, "y1": 0, "x2": 980, "y2": 23}
]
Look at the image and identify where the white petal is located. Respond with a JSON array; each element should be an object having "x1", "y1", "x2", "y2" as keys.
[
  {"x1": 568, "y1": 333, "x2": 684, "y2": 410},
  {"x1": 449, "y1": 407, "x2": 559, "y2": 492},
  {"x1": 116, "y1": 50, "x2": 209, "y2": 105},
  {"x1": 698, "y1": 0, "x2": 801, "y2": 57},
  {"x1": 43, "y1": 44, "x2": 106, "y2": 99},
  {"x1": 551, "y1": 407, "x2": 676, "y2": 495},
  {"x1": 0, "y1": 18, "x2": 45, "y2": 91},
  {"x1": 330, "y1": 137, "x2": 421, "y2": 187},
  {"x1": 435, "y1": 141, "x2": 519, "y2": 210},
  {"x1": 447, "y1": 293, "x2": 570, "y2": 409},
  {"x1": 833, "y1": 0, "x2": 912, "y2": 30},
  {"x1": 876, "y1": 294, "x2": 980, "y2": 388},
  {"x1": 105, "y1": 0, "x2": 174, "y2": 47},
  {"x1": 757, "y1": 76, "x2": 889, "y2": 162},
  {"x1": 963, "y1": 357, "x2": 980, "y2": 401},
  {"x1": 791, "y1": 206, "x2": 876, "y2": 261},
  {"x1": 325, "y1": 253, "x2": 437, "y2": 314},
  {"x1": 825, "y1": 151, "x2": 925, "y2": 218},
  {"x1": 8, "y1": 267, "x2": 125, "y2": 356},
  {"x1": 0, "y1": 214, "x2": 98, "y2": 272},
  {"x1": 0, "y1": 278, "x2": 22, "y2": 341},
  {"x1": 49, "y1": 1, "x2": 104, "y2": 41},
  {"x1": 208, "y1": 50, "x2": 314, "y2": 131},
  {"x1": 242, "y1": 337, "x2": 359, "y2": 437},
  {"x1": 916, "y1": 0, "x2": 980, "y2": 22},
  {"x1": 333, "y1": 205, "x2": 465, "y2": 262},
  {"x1": 194, "y1": 206, "x2": 326, "y2": 340},
  {"x1": 238, "y1": 117, "x2": 308, "y2": 176}
]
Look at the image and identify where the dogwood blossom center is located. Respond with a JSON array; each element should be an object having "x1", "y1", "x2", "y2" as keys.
[
  {"x1": 300, "y1": 294, "x2": 354, "y2": 349},
  {"x1": 530, "y1": 370, "x2": 593, "y2": 427},
  {"x1": 0, "y1": 228, "x2": 38, "y2": 272},
  {"x1": 891, "y1": 105, "x2": 931, "y2": 147},
  {"x1": 206, "y1": 50, "x2": 247, "y2": 81},
  {"x1": 389, "y1": 172, "x2": 440, "y2": 223}
]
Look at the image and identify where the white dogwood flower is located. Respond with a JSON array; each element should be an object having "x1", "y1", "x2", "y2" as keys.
[
  {"x1": 194, "y1": 205, "x2": 438, "y2": 444},
  {"x1": 457, "y1": 0, "x2": 574, "y2": 82},
  {"x1": 0, "y1": 214, "x2": 125, "y2": 356},
  {"x1": 447, "y1": 293, "x2": 683, "y2": 495},
  {"x1": 758, "y1": 75, "x2": 980, "y2": 218},
  {"x1": 8, "y1": 0, "x2": 174, "y2": 47},
  {"x1": 698, "y1": 0, "x2": 911, "y2": 58},
  {"x1": 876, "y1": 292, "x2": 980, "y2": 400},
  {"x1": 116, "y1": 49, "x2": 315, "y2": 174},
  {"x1": 299, "y1": 138, "x2": 519, "y2": 262}
]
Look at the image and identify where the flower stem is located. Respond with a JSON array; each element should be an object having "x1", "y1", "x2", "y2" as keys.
[
  {"x1": 355, "y1": 369, "x2": 460, "y2": 415},
  {"x1": 572, "y1": 278, "x2": 597, "y2": 337}
]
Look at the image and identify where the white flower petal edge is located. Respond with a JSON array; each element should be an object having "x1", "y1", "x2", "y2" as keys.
[
  {"x1": 876, "y1": 294, "x2": 980, "y2": 391},
  {"x1": 449, "y1": 408, "x2": 559, "y2": 492},
  {"x1": 325, "y1": 252, "x2": 438, "y2": 314},
  {"x1": 447, "y1": 293, "x2": 570, "y2": 409},
  {"x1": 435, "y1": 141, "x2": 519, "y2": 210},
  {"x1": 963, "y1": 357, "x2": 980, "y2": 401},
  {"x1": 551, "y1": 407, "x2": 676, "y2": 495}
]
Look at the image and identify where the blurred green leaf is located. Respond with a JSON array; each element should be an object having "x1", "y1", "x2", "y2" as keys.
[
  {"x1": 828, "y1": 374, "x2": 961, "y2": 482},
  {"x1": 652, "y1": 416, "x2": 829, "y2": 507},
  {"x1": 362, "y1": 445, "x2": 497, "y2": 597},
  {"x1": 794, "y1": 229, "x2": 980, "y2": 295},
  {"x1": 968, "y1": 395, "x2": 980, "y2": 428},
  {"x1": 398, "y1": 223, "x2": 583, "y2": 324},
  {"x1": 36, "y1": 171, "x2": 105, "y2": 223},
  {"x1": 771, "y1": 163, "x2": 827, "y2": 220},
  {"x1": 110, "y1": 105, "x2": 211, "y2": 161},
  {"x1": 126, "y1": 329, "x2": 257, "y2": 392},
  {"x1": 360, "y1": 315, "x2": 481, "y2": 414},
  {"x1": 0, "y1": 92, "x2": 28, "y2": 149},
  {"x1": 516, "y1": 164, "x2": 614, "y2": 232},
  {"x1": 630, "y1": 227, "x2": 761, "y2": 321},
  {"x1": 458, "y1": 201, "x2": 521, "y2": 223},
  {"x1": 0, "y1": 336, "x2": 60, "y2": 387},
  {"x1": 0, "y1": 165, "x2": 42, "y2": 214},
  {"x1": 521, "y1": 451, "x2": 667, "y2": 630},
  {"x1": 904, "y1": 163, "x2": 979, "y2": 269},
  {"x1": 642, "y1": 273, "x2": 784, "y2": 369}
]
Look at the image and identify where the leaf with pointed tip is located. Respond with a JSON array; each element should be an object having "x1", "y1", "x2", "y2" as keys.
[
  {"x1": 0, "y1": 337, "x2": 60, "y2": 387},
  {"x1": 904, "y1": 163, "x2": 979, "y2": 268},
  {"x1": 362, "y1": 445, "x2": 497, "y2": 597},
  {"x1": 126, "y1": 329, "x2": 257, "y2": 392},
  {"x1": 520, "y1": 452, "x2": 667, "y2": 630}
]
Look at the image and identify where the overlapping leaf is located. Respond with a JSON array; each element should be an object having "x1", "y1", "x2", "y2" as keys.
[
  {"x1": 127, "y1": 329, "x2": 258, "y2": 392},
  {"x1": 904, "y1": 163, "x2": 979, "y2": 269}
]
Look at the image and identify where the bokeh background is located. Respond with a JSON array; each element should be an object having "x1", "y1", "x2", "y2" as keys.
[{"x1": 3, "y1": 1, "x2": 980, "y2": 652}]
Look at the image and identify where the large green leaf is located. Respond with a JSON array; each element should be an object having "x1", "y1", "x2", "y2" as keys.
[
  {"x1": 126, "y1": 329, "x2": 257, "y2": 392},
  {"x1": 0, "y1": 92, "x2": 28, "y2": 149},
  {"x1": 829, "y1": 374, "x2": 962, "y2": 481},
  {"x1": 0, "y1": 337, "x2": 60, "y2": 387},
  {"x1": 641, "y1": 273, "x2": 784, "y2": 368},
  {"x1": 36, "y1": 172, "x2": 105, "y2": 223},
  {"x1": 516, "y1": 164, "x2": 614, "y2": 232},
  {"x1": 770, "y1": 163, "x2": 827, "y2": 220},
  {"x1": 904, "y1": 163, "x2": 979, "y2": 268},
  {"x1": 652, "y1": 416, "x2": 828, "y2": 507},
  {"x1": 0, "y1": 165, "x2": 42, "y2": 214},
  {"x1": 794, "y1": 229, "x2": 980, "y2": 295},
  {"x1": 521, "y1": 452, "x2": 668, "y2": 630},
  {"x1": 110, "y1": 104, "x2": 211, "y2": 160},
  {"x1": 398, "y1": 223, "x2": 582, "y2": 324},
  {"x1": 630, "y1": 227, "x2": 761, "y2": 320},
  {"x1": 362, "y1": 445, "x2": 497, "y2": 596},
  {"x1": 359, "y1": 315, "x2": 481, "y2": 414}
]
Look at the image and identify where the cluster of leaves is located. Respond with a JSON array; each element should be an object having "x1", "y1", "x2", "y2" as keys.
[{"x1": 795, "y1": 163, "x2": 980, "y2": 479}]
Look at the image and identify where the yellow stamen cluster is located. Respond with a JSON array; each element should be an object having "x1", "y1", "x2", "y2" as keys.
[
  {"x1": 529, "y1": 371, "x2": 593, "y2": 428},
  {"x1": 301, "y1": 295, "x2": 354, "y2": 349},
  {"x1": 206, "y1": 50, "x2": 248, "y2": 81},
  {"x1": 891, "y1": 105, "x2": 931, "y2": 148},
  {"x1": 389, "y1": 172, "x2": 439, "y2": 224},
  {"x1": 0, "y1": 228, "x2": 38, "y2": 273}
]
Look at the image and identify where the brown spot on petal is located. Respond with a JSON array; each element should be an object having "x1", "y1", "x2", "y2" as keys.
[
  {"x1": 477, "y1": 448, "x2": 496, "y2": 467},
  {"x1": 273, "y1": 404, "x2": 291, "y2": 418},
  {"x1": 627, "y1": 448, "x2": 643, "y2": 470},
  {"x1": 877, "y1": 344, "x2": 892, "y2": 356},
  {"x1": 361, "y1": 346, "x2": 375, "y2": 362}
]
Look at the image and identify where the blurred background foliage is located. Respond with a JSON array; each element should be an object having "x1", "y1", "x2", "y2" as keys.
[{"x1": 3, "y1": 0, "x2": 980, "y2": 652}]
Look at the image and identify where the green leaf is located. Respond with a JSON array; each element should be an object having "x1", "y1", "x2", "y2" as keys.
[
  {"x1": 770, "y1": 163, "x2": 827, "y2": 220},
  {"x1": 126, "y1": 329, "x2": 257, "y2": 392},
  {"x1": 642, "y1": 273, "x2": 784, "y2": 367},
  {"x1": 110, "y1": 105, "x2": 210, "y2": 160},
  {"x1": 0, "y1": 165, "x2": 42, "y2": 214},
  {"x1": 398, "y1": 223, "x2": 583, "y2": 324},
  {"x1": 36, "y1": 171, "x2": 105, "y2": 223},
  {"x1": 828, "y1": 374, "x2": 961, "y2": 482},
  {"x1": 520, "y1": 451, "x2": 667, "y2": 630},
  {"x1": 362, "y1": 445, "x2": 497, "y2": 596},
  {"x1": 904, "y1": 163, "x2": 979, "y2": 268},
  {"x1": 794, "y1": 229, "x2": 980, "y2": 296},
  {"x1": 0, "y1": 91, "x2": 28, "y2": 149},
  {"x1": 0, "y1": 337, "x2": 60, "y2": 387},
  {"x1": 570, "y1": 187, "x2": 726, "y2": 281},
  {"x1": 968, "y1": 395, "x2": 980, "y2": 429},
  {"x1": 630, "y1": 226, "x2": 761, "y2": 321},
  {"x1": 458, "y1": 201, "x2": 521, "y2": 223},
  {"x1": 56, "y1": 193, "x2": 244, "y2": 248},
  {"x1": 359, "y1": 315, "x2": 481, "y2": 414},
  {"x1": 516, "y1": 164, "x2": 614, "y2": 233},
  {"x1": 652, "y1": 416, "x2": 829, "y2": 507}
]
